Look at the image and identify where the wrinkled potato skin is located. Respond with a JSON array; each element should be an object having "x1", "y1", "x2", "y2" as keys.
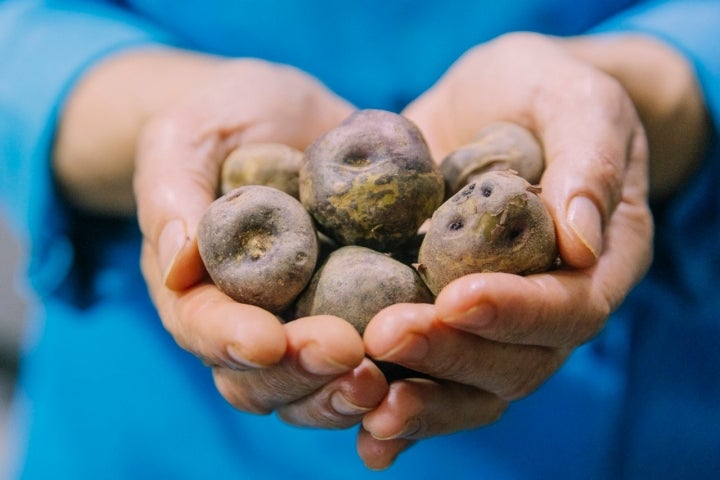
[
  {"x1": 221, "y1": 143, "x2": 304, "y2": 198},
  {"x1": 198, "y1": 185, "x2": 318, "y2": 314},
  {"x1": 440, "y1": 122, "x2": 544, "y2": 196},
  {"x1": 295, "y1": 246, "x2": 434, "y2": 335},
  {"x1": 418, "y1": 170, "x2": 557, "y2": 296},
  {"x1": 300, "y1": 109, "x2": 444, "y2": 252}
]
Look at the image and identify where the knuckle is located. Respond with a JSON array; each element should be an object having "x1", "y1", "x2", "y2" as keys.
[
  {"x1": 277, "y1": 403, "x2": 355, "y2": 430},
  {"x1": 212, "y1": 368, "x2": 273, "y2": 415},
  {"x1": 567, "y1": 288, "x2": 614, "y2": 346},
  {"x1": 416, "y1": 329, "x2": 496, "y2": 384},
  {"x1": 173, "y1": 290, "x2": 216, "y2": 353},
  {"x1": 491, "y1": 31, "x2": 551, "y2": 52},
  {"x1": 431, "y1": 347, "x2": 479, "y2": 384},
  {"x1": 571, "y1": 67, "x2": 627, "y2": 109},
  {"x1": 221, "y1": 59, "x2": 315, "y2": 103},
  {"x1": 582, "y1": 301, "x2": 611, "y2": 343},
  {"x1": 501, "y1": 351, "x2": 561, "y2": 400},
  {"x1": 258, "y1": 366, "x2": 312, "y2": 396},
  {"x1": 502, "y1": 373, "x2": 537, "y2": 400},
  {"x1": 483, "y1": 397, "x2": 509, "y2": 425},
  {"x1": 631, "y1": 126, "x2": 650, "y2": 167},
  {"x1": 590, "y1": 146, "x2": 625, "y2": 212}
]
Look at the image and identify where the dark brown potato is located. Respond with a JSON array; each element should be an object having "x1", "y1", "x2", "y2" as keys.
[
  {"x1": 221, "y1": 143, "x2": 304, "y2": 198},
  {"x1": 299, "y1": 109, "x2": 445, "y2": 252},
  {"x1": 294, "y1": 245, "x2": 434, "y2": 335},
  {"x1": 417, "y1": 170, "x2": 557, "y2": 295},
  {"x1": 197, "y1": 185, "x2": 318, "y2": 314},
  {"x1": 440, "y1": 122, "x2": 544, "y2": 196}
]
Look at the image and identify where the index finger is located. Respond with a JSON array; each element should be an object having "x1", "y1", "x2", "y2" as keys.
[{"x1": 435, "y1": 271, "x2": 599, "y2": 348}]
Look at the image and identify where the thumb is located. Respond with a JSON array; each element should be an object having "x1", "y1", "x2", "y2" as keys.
[
  {"x1": 541, "y1": 120, "x2": 647, "y2": 268},
  {"x1": 535, "y1": 86, "x2": 648, "y2": 269},
  {"x1": 134, "y1": 113, "x2": 221, "y2": 291}
]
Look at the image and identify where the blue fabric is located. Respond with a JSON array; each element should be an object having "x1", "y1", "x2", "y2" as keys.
[
  {"x1": 593, "y1": 3, "x2": 720, "y2": 477},
  {"x1": 1, "y1": 0, "x2": 719, "y2": 478},
  {"x1": 596, "y1": 0, "x2": 720, "y2": 125},
  {"x1": 0, "y1": 0, "x2": 181, "y2": 295}
]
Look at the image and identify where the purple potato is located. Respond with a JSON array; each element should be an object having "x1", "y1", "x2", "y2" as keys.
[
  {"x1": 221, "y1": 142, "x2": 303, "y2": 198},
  {"x1": 299, "y1": 109, "x2": 444, "y2": 252},
  {"x1": 198, "y1": 185, "x2": 318, "y2": 314},
  {"x1": 417, "y1": 170, "x2": 557, "y2": 295}
]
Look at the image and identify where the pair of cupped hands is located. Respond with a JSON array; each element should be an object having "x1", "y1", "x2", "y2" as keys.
[{"x1": 134, "y1": 33, "x2": 653, "y2": 469}]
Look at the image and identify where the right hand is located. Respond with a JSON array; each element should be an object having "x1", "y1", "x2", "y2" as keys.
[
  {"x1": 135, "y1": 57, "x2": 388, "y2": 428},
  {"x1": 358, "y1": 32, "x2": 655, "y2": 469}
]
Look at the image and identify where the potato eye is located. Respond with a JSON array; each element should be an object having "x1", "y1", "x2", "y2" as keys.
[
  {"x1": 480, "y1": 182, "x2": 494, "y2": 197},
  {"x1": 448, "y1": 218, "x2": 465, "y2": 231},
  {"x1": 507, "y1": 227, "x2": 524, "y2": 242},
  {"x1": 343, "y1": 147, "x2": 371, "y2": 166},
  {"x1": 452, "y1": 183, "x2": 476, "y2": 203}
]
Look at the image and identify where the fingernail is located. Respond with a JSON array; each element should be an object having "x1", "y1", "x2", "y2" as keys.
[
  {"x1": 330, "y1": 391, "x2": 373, "y2": 416},
  {"x1": 567, "y1": 196, "x2": 602, "y2": 260},
  {"x1": 158, "y1": 219, "x2": 187, "y2": 284},
  {"x1": 444, "y1": 303, "x2": 495, "y2": 330},
  {"x1": 375, "y1": 333, "x2": 429, "y2": 363},
  {"x1": 299, "y1": 342, "x2": 356, "y2": 376},
  {"x1": 226, "y1": 344, "x2": 266, "y2": 370}
]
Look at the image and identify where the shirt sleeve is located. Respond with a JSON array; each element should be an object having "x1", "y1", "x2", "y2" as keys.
[
  {"x1": 592, "y1": 0, "x2": 720, "y2": 131},
  {"x1": 0, "y1": 0, "x2": 181, "y2": 295},
  {"x1": 592, "y1": 0, "x2": 720, "y2": 291}
]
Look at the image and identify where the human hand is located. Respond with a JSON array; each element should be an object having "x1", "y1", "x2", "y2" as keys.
[
  {"x1": 135, "y1": 57, "x2": 388, "y2": 428},
  {"x1": 358, "y1": 32, "x2": 653, "y2": 469}
]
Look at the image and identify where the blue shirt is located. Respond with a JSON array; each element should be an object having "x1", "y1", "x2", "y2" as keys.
[{"x1": 1, "y1": 1, "x2": 719, "y2": 478}]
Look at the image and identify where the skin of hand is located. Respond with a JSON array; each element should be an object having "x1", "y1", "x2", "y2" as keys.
[
  {"x1": 358, "y1": 32, "x2": 709, "y2": 470},
  {"x1": 55, "y1": 49, "x2": 389, "y2": 429},
  {"x1": 135, "y1": 57, "x2": 393, "y2": 427}
]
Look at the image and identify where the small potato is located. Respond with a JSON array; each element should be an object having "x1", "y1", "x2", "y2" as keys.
[
  {"x1": 294, "y1": 245, "x2": 434, "y2": 335},
  {"x1": 417, "y1": 170, "x2": 557, "y2": 295},
  {"x1": 198, "y1": 185, "x2": 318, "y2": 314},
  {"x1": 440, "y1": 122, "x2": 544, "y2": 196},
  {"x1": 221, "y1": 143, "x2": 304, "y2": 198}
]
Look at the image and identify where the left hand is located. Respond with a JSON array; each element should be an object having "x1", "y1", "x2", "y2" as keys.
[{"x1": 357, "y1": 32, "x2": 653, "y2": 469}]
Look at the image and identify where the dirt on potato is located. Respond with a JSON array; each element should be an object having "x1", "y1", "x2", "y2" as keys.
[{"x1": 299, "y1": 109, "x2": 444, "y2": 252}]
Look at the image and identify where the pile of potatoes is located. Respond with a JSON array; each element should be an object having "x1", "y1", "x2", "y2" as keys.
[{"x1": 197, "y1": 109, "x2": 558, "y2": 336}]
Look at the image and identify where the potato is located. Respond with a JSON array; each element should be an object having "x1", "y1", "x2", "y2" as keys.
[
  {"x1": 221, "y1": 142, "x2": 304, "y2": 198},
  {"x1": 294, "y1": 245, "x2": 434, "y2": 335},
  {"x1": 417, "y1": 170, "x2": 557, "y2": 295},
  {"x1": 299, "y1": 109, "x2": 444, "y2": 252},
  {"x1": 440, "y1": 122, "x2": 544, "y2": 196},
  {"x1": 197, "y1": 185, "x2": 318, "y2": 314}
]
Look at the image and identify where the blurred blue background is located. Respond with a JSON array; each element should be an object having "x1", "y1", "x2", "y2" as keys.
[{"x1": 0, "y1": 213, "x2": 27, "y2": 471}]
